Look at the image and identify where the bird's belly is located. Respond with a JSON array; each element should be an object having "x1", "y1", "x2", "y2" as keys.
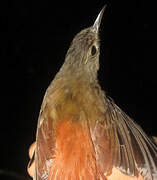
[{"x1": 48, "y1": 116, "x2": 99, "y2": 180}]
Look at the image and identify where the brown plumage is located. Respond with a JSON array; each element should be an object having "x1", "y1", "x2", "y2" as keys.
[{"x1": 32, "y1": 6, "x2": 157, "y2": 180}]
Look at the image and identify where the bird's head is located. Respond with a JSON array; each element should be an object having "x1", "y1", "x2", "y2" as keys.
[{"x1": 58, "y1": 6, "x2": 106, "y2": 82}]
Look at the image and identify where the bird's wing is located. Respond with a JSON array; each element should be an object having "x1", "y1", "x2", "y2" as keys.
[
  {"x1": 35, "y1": 111, "x2": 57, "y2": 180},
  {"x1": 91, "y1": 97, "x2": 157, "y2": 180}
]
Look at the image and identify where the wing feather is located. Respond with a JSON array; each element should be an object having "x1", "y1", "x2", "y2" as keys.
[{"x1": 105, "y1": 98, "x2": 157, "y2": 179}]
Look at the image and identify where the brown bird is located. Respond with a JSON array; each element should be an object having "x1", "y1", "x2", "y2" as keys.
[{"x1": 31, "y1": 6, "x2": 157, "y2": 180}]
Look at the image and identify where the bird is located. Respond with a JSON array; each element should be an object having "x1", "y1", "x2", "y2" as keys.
[{"x1": 31, "y1": 6, "x2": 157, "y2": 180}]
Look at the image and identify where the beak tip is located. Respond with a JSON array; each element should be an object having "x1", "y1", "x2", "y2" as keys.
[{"x1": 92, "y1": 4, "x2": 107, "y2": 33}]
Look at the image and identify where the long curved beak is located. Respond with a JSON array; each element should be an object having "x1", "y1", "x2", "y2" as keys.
[{"x1": 92, "y1": 5, "x2": 107, "y2": 33}]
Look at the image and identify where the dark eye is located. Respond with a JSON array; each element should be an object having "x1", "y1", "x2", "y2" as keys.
[{"x1": 91, "y1": 45, "x2": 97, "y2": 56}]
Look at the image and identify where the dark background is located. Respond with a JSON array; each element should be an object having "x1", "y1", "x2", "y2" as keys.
[{"x1": 1, "y1": 0, "x2": 157, "y2": 179}]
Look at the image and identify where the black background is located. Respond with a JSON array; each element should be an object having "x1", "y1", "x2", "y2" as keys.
[{"x1": 1, "y1": 0, "x2": 157, "y2": 179}]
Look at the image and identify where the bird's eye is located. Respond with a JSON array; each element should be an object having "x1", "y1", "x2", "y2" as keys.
[{"x1": 91, "y1": 45, "x2": 97, "y2": 56}]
